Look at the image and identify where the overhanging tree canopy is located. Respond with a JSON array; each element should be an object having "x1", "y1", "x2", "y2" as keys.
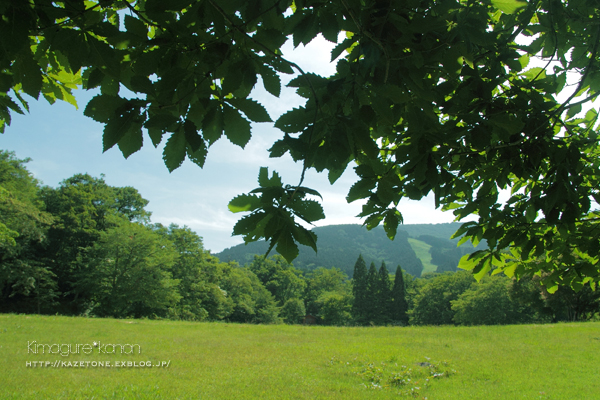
[{"x1": 1, "y1": 0, "x2": 599, "y2": 290}]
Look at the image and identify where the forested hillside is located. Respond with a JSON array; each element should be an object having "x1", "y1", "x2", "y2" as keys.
[{"x1": 217, "y1": 223, "x2": 483, "y2": 277}]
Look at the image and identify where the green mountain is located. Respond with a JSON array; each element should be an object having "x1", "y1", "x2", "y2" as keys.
[{"x1": 216, "y1": 223, "x2": 484, "y2": 277}]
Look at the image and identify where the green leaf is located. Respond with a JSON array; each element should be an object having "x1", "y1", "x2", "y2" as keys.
[
  {"x1": 226, "y1": 98, "x2": 272, "y2": 123},
  {"x1": 491, "y1": 0, "x2": 527, "y2": 14},
  {"x1": 186, "y1": 141, "x2": 207, "y2": 168},
  {"x1": 162, "y1": 130, "x2": 187, "y2": 172},
  {"x1": 183, "y1": 119, "x2": 203, "y2": 152},
  {"x1": 275, "y1": 107, "x2": 312, "y2": 134},
  {"x1": 223, "y1": 104, "x2": 251, "y2": 148},
  {"x1": 346, "y1": 178, "x2": 376, "y2": 202},
  {"x1": 383, "y1": 210, "x2": 402, "y2": 240},
  {"x1": 275, "y1": 228, "x2": 299, "y2": 263},
  {"x1": 117, "y1": 123, "x2": 144, "y2": 159},
  {"x1": 232, "y1": 212, "x2": 269, "y2": 241},
  {"x1": 290, "y1": 199, "x2": 325, "y2": 223},
  {"x1": 258, "y1": 167, "x2": 269, "y2": 187},
  {"x1": 228, "y1": 194, "x2": 261, "y2": 213},
  {"x1": 103, "y1": 110, "x2": 136, "y2": 152},
  {"x1": 15, "y1": 52, "x2": 42, "y2": 99},
  {"x1": 84, "y1": 95, "x2": 126, "y2": 123},
  {"x1": 259, "y1": 65, "x2": 281, "y2": 97},
  {"x1": 124, "y1": 14, "x2": 147, "y2": 38},
  {"x1": 291, "y1": 224, "x2": 317, "y2": 253},
  {"x1": 201, "y1": 103, "x2": 223, "y2": 145}
]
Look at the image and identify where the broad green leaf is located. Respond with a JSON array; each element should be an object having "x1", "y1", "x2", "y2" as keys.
[
  {"x1": 162, "y1": 130, "x2": 186, "y2": 172},
  {"x1": 291, "y1": 224, "x2": 317, "y2": 253},
  {"x1": 491, "y1": 0, "x2": 527, "y2": 14},
  {"x1": 117, "y1": 124, "x2": 144, "y2": 159},
  {"x1": 228, "y1": 194, "x2": 261, "y2": 213},
  {"x1": 223, "y1": 104, "x2": 251, "y2": 148},
  {"x1": 201, "y1": 103, "x2": 223, "y2": 145},
  {"x1": 290, "y1": 199, "x2": 325, "y2": 223},
  {"x1": 275, "y1": 107, "x2": 311, "y2": 134},
  {"x1": 258, "y1": 167, "x2": 269, "y2": 187},
  {"x1": 226, "y1": 98, "x2": 272, "y2": 123},
  {"x1": 103, "y1": 111, "x2": 136, "y2": 152},
  {"x1": 232, "y1": 212, "x2": 269, "y2": 241},
  {"x1": 259, "y1": 65, "x2": 281, "y2": 97},
  {"x1": 186, "y1": 141, "x2": 207, "y2": 168},
  {"x1": 383, "y1": 210, "x2": 402, "y2": 240},
  {"x1": 183, "y1": 119, "x2": 203, "y2": 152},
  {"x1": 124, "y1": 14, "x2": 148, "y2": 38},
  {"x1": 15, "y1": 52, "x2": 42, "y2": 99},
  {"x1": 84, "y1": 95, "x2": 126, "y2": 123},
  {"x1": 276, "y1": 228, "x2": 299, "y2": 263},
  {"x1": 346, "y1": 178, "x2": 376, "y2": 202}
]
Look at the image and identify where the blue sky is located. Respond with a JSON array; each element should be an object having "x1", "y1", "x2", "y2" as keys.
[{"x1": 1, "y1": 36, "x2": 459, "y2": 253}]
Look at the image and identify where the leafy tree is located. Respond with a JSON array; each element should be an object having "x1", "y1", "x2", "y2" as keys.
[
  {"x1": 410, "y1": 271, "x2": 475, "y2": 326},
  {"x1": 220, "y1": 264, "x2": 281, "y2": 324},
  {"x1": 41, "y1": 173, "x2": 151, "y2": 310},
  {"x1": 280, "y1": 297, "x2": 306, "y2": 324},
  {"x1": 304, "y1": 267, "x2": 350, "y2": 315},
  {"x1": 0, "y1": 151, "x2": 56, "y2": 313},
  {"x1": 159, "y1": 224, "x2": 233, "y2": 321},
  {"x1": 315, "y1": 291, "x2": 353, "y2": 326},
  {"x1": 248, "y1": 255, "x2": 306, "y2": 306},
  {"x1": 390, "y1": 265, "x2": 409, "y2": 325},
  {"x1": 76, "y1": 218, "x2": 180, "y2": 318},
  {"x1": 3, "y1": 0, "x2": 600, "y2": 288},
  {"x1": 451, "y1": 275, "x2": 536, "y2": 326}
]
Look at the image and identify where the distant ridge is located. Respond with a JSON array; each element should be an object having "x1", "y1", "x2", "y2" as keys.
[{"x1": 216, "y1": 223, "x2": 483, "y2": 277}]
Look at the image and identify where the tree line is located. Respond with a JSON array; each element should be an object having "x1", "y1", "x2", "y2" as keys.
[{"x1": 1, "y1": 150, "x2": 598, "y2": 324}]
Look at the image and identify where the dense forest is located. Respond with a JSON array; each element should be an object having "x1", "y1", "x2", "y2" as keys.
[{"x1": 1, "y1": 150, "x2": 598, "y2": 325}]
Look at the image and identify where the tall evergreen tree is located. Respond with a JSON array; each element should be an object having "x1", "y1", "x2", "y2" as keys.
[
  {"x1": 365, "y1": 262, "x2": 379, "y2": 324},
  {"x1": 391, "y1": 265, "x2": 409, "y2": 325},
  {"x1": 377, "y1": 262, "x2": 392, "y2": 324},
  {"x1": 351, "y1": 255, "x2": 368, "y2": 324}
]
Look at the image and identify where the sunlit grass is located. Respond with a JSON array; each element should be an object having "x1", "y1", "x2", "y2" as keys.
[{"x1": 1, "y1": 314, "x2": 599, "y2": 399}]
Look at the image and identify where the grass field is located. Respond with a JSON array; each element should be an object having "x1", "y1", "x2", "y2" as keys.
[{"x1": 1, "y1": 314, "x2": 599, "y2": 399}]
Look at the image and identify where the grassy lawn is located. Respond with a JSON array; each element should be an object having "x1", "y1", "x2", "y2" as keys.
[{"x1": 1, "y1": 314, "x2": 599, "y2": 399}]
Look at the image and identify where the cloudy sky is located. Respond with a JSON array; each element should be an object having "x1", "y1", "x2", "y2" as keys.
[{"x1": 2, "y1": 36, "x2": 462, "y2": 253}]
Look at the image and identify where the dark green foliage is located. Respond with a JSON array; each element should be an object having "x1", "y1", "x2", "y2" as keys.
[
  {"x1": 40, "y1": 173, "x2": 152, "y2": 313},
  {"x1": 304, "y1": 267, "x2": 351, "y2": 319},
  {"x1": 76, "y1": 219, "x2": 181, "y2": 318},
  {"x1": 247, "y1": 255, "x2": 306, "y2": 307},
  {"x1": 510, "y1": 275, "x2": 600, "y2": 322},
  {"x1": 220, "y1": 265, "x2": 281, "y2": 324},
  {"x1": 280, "y1": 297, "x2": 306, "y2": 324},
  {"x1": 451, "y1": 276, "x2": 537, "y2": 326},
  {"x1": 365, "y1": 262, "x2": 379, "y2": 324},
  {"x1": 351, "y1": 255, "x2": 368, "y2": 324},
  {"x1": 0, "y1": 151, "x2": 56, "y2": 313},
  {"x1": 391, "y1": 266, "x2": 409, "y2": 325},
  {"x1": 376, "y1": 262, "x2": 392, "y2": 324},
  {"x1": 410, "y1": 272, "x2": 475, "y2": 326}
]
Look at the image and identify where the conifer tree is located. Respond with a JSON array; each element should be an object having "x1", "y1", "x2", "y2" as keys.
[
  {"x1": 377, "y1": 262, "x2": 392, "y2": 324},
  {"x1": 351, "y1": 255, "x2": 368, "y2": 324},
  {"x1": 391, "y1": 265, "x2": 409, "y2": 325},
  {"x1": 365, "y1": 262, "x2": 379, "y2": 324}
]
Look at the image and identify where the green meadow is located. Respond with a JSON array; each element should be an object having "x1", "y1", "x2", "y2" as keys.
[{"x1": 1, "y1": 314, "x2": 599, "y2": 399}]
